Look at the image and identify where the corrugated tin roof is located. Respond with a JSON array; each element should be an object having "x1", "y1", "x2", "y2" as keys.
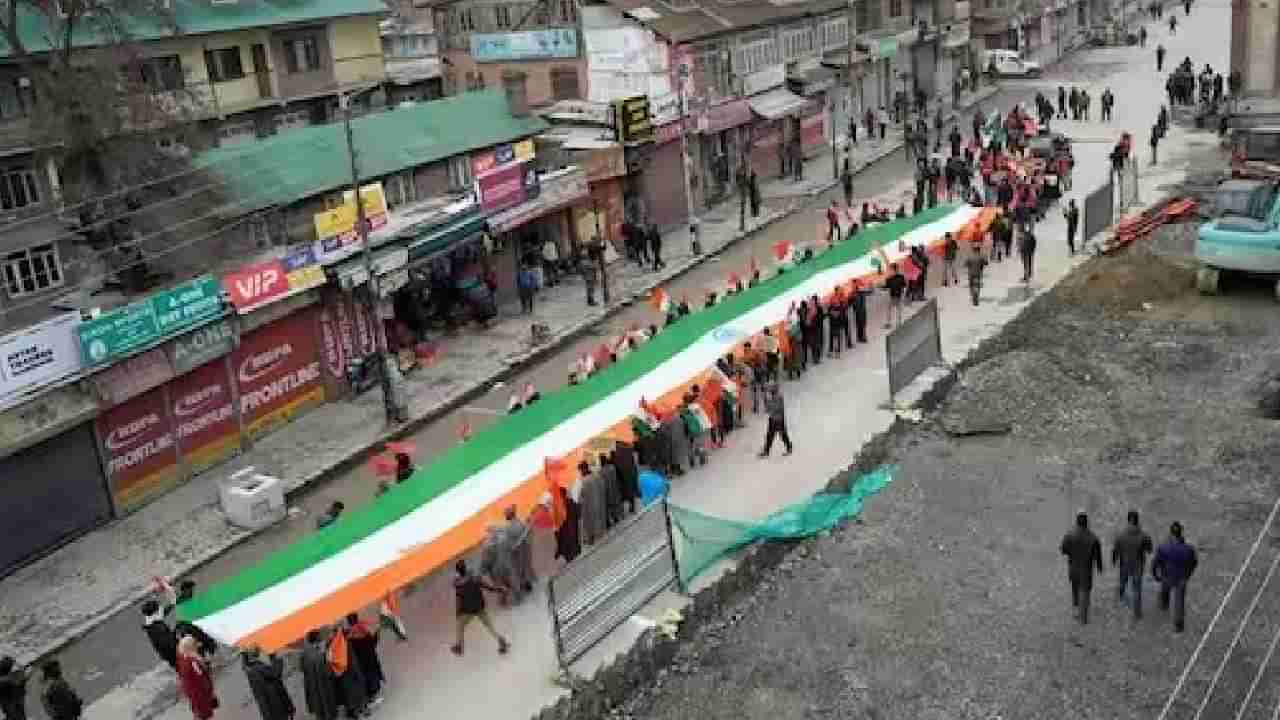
[
  {"x1": 0, "y1": 0, "x2": 388, "y2": 57},
  {"x1": 601, "y1": 0, "x2": 848, "y2": 43},
  {"x1": 197, "y1": 90, "x2": 548, "y2": 213}
]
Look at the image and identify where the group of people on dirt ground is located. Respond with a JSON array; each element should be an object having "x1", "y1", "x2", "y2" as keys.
[{"x1": 1060, "y1": 511, "x2": 1199, "y2": 631}]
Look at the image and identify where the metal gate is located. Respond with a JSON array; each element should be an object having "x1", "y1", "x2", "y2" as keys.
[
  {"x1": 886, "y1": 298, "x2": 943, "y2": 401},
  {"x1": 548, "y1": 497, "x2": 680, "y2": 667},
  {"x1": 1083, "y1": 178, "x2": 1115, "y2": 242}
]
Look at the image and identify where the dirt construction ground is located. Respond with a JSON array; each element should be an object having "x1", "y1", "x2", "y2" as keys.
[{"x1": 616, "y1": 242, "x2": 1280, "y2": 720}]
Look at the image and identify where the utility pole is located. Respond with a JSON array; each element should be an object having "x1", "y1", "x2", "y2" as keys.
[
  {"x1": 342, "y1": 94, "x2": 397, "y2": 424},
  {"x1": 592, "y1": 199, "x2": 610, "y2": 304},
  {"x1": 677, "y1": 48, "x2": 702, "y2": 255}
]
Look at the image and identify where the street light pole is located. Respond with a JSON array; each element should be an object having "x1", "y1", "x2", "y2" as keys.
[
  {"x1": 592, "y1": 199, "x2": 611, "y2": 304},
  {"x1": 342, "y1": 93, "x2": 397, "y2": 424}
]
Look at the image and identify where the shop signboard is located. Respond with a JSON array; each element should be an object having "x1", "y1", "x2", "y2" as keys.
[
  {"x1": 169, "y1": 319, "x2": 238, "y2": 375},
  {"x1": 350, "y1": 296, "x2": 375, "y2": 356},
  {"x1": 471, "y1": 29, "x2": 578, "y2": 62},
  {"x1": 318, "y1": 305, "x2": 345, "y2": 386},
  {"x1": 487, "y1": 168, "x2": 589, "y2": 234},
  {"x1": 477, "y1": 161, "x2": 534, "y2": 213},
  {"x1": 311, "y1": 183, "x2": 390, "y2": 265},
  {"x1": 97, "y1": 385, "x2": 180, "y2": 512},
  {"x1": 170, "y1": 359, "x2": 241, "y2": 476},
  {"x1": 472, "y1": 140, "x2": 537, "y2": 177},
  {"x1": 613, "y1": 96, "x2": 654, "y2": 143},
  {"x1": 0, "y1": 312, "x2": 83, "y2": 409},
  {"x1": 78, "y1": 275, "x2": 223, "y2": 367},
  {"x1": 377, "y1": 268, "x2": 410, "y2": 297},
  {"x1": 232, "y1": 308, "x2": 325, "y2": 441},
  {"x1": 91, "y1": 348, "x2": 175, "y2": 407},
  {"x1": 223, "y1": 247, "x2": 325, "y2": 314}
]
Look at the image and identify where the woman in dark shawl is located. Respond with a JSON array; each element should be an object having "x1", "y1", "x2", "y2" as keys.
[{"x1": 242, "y1": 647, "x2": 294, "y2": 720}]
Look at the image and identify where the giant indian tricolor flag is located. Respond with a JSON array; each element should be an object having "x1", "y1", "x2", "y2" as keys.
[{"x1": 177, "y1": 204, "x2": 994, "y2": 651}]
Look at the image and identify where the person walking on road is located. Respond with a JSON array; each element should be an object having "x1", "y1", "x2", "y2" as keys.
[
  {"x1": 1139, "y1": 25, "x2": 1148, "y2": 47},
  {"x1": 883, "y1": 263, "x2": 907, "y2": 328},
  {"x1": 1061, "y1": 512, "x2": 1103, "y2": 624},
  {"x1": 964, "y1": 243, "x2": 988, "y2": 307},
  {"x1": 827, "y1": 200, "x2": 842, "y2": 245},
  {"x1": 942, "y1": 231, "x2": 960, "y2": 286},
  {"x1": 141, "y1": 600, "x2": 179, "y2": 670},
  {"x1": 1018, "y1": 225, "x2": 1038, "y2": 283},
  {"x1": 38, "y1": 663, "x2": 80, "y2": 720},
  {"x1": 1057, "y1": 86, "x2": 1067, "y2": 119},
  {"x1": 758, "y1": 382, "x2": 793, "y2": 458},
  {"x1": 850, "y1": 279, "x2": 870, "y2": 343},
  {"x1": 301, "y1": 631, "x2": 338, "y2": 720},
  {"x1": 516, "y1": 264, "x2": 536, "y2": 314},
  {"x1": 242, "y1": 647, "x2": 295, "y2": 720},
  {"x1": 176, "y1": 636, "x2": 218, "y2": 720},
  {"x1": 1064, "y1": 199, "x2": 1080, "y2": 255},
  {"x1": 0, "y1": 657, "x2": 29, "y2": 720},
  {"x1": 451, "y1": 560, "x2": 510, "y2": 656},
  {"x1": 1168, "y1": 13, "x2": 1177, "y2": 33},
  {"x1": 1156, "y1": 44, "x2": 1166, "y2": 72},
  {"x1": 1150, "y1": 123, "x2": 1162, "y2": 165},
  {"x1": 1112, "y1": 511, "x2": 1154, "y2": 620},
  {"x1": 1153, "y1": 521, "x2": 1198, "y2": 632},
  {"x1": 841, "y1": 160, "x2": 854, "y2": 208},
  {"x1": 648, "y1": 222, "x2": 665, "y2": 271}
]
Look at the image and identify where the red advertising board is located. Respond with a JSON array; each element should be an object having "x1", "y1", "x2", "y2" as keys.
[
  {"x1": 801, "y1": 110, "x2": 825, "y2": 149},
  {"x1": 232, "y1": 307, "x2": 326, "y2": 441},
  {"x1": 319, "y1": 304, "x2": 346, "y2": 385},
  {"x1": 351, "y1": 295, "x2": 375, "y2": 356},
  {"x1": 477, "y1": 161, "x2": 529, "y2": 213},
  {"x1": 170, "y1": 359, "x2": 241, "y2": 476},
  {"x1": 97, "y1": 386, "x2": 180, "y2": 512},
  {"x1": 223, "y1": 259, "x2": 290, "y2": 311}
]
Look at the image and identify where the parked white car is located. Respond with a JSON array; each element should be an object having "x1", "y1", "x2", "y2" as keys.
[{"x1": 983, "y1": 49, "x2": 1042, "y2": 77}]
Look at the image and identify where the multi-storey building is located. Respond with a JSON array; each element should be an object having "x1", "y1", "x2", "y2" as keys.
[
  {"x1": 0, "y1": 1, "x2": 389, "y2": 333},
  {"x1": 382, "y1": 0, "x2": 446, "y2": 104},
  {"x1": 431, "y1": 0, "x2": 587, "y2": 106}
]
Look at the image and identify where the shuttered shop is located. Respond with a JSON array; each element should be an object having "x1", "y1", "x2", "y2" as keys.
[
  {"x1": 639, "y1": 136, "x2": 687, "y2": 230},
  {"x1": 97, "y1": 386, "x2": 181, "y2": 512},
  {"x1": 170, "y1": 359, "x2": 241, "y2": 477},
  {"x1": 232, "y1": 307, "x2": 326, "y2": 442}
]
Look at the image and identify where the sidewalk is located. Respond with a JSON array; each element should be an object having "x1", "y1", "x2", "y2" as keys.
[{"x1": 0, "y1": 86, "x2": 1002, "y2": 671}]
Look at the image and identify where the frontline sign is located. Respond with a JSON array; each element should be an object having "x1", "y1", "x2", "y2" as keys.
[
  {"x1": 231, "y1": 308, "x2": 325, "y2": 441},
  {"x1": 97, "y1": 386, "x2": 180, "y2": 511}
]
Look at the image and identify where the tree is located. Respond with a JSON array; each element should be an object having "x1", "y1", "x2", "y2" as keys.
[{"x1": 0, "y1": 0, "x2": 226, "y2": 294}]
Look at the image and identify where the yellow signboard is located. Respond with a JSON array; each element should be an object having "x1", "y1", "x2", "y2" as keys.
[
  {"x1": 342, "y1": 182, "x2": 389, "y2": 219},
  {"x1": 313, "y1": 203, "x2": 357, "y2": 242},
  {"x1": 514, "y1": 139, "x2": 536, "y2": 162}
]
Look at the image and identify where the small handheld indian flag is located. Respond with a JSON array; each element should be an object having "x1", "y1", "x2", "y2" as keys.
[
  {"x1": 681, "y1": 403, "x2": 713, "y2": 435},
  {"x1": 379, "y1": 592, "x2": 409, "y2": 641},
  {"x1": 772, "y1": 240, "x2": 793, "y2": 265},
  {"x1": 458, "y1": 418, "x2": 472, "y2": 443},
  {"x1": 711, "y1": 367, "x2": 739, "y2": 405},
  {"x1": 327, "y1": 629, "x2": 350, "y2": 675},
  {"x1": 650, "y1": 288, "x2": 672, "y2": 314},
  {"x1": 632, "y1": 397, "x2": 661, "y2": 438},
  {"x1": 871, "y1": 241, "x2": 892, "y2": 274}
]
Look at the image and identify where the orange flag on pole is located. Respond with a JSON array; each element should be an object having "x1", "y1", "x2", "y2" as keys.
[
  {"x1": 327, "y1": 630, "x2": 350, "y2": 675},
  {"x1": 544, "y1": 457, "x2": 570, "y2": 528}
]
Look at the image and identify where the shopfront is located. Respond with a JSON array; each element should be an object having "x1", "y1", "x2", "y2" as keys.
[
  {"x1": 578, "y1": 143, "x2": 628, "y2": 254},
  {"x1": 789, "y1": 65, "x2": 839, "y2": 150},
  {"x1": 696, "y1": 99, "x2": 753, "y2": 208},
  {"x1": 399, "y1": 205, "x2": 493, "y2": 334},
  {"x1": 637, "y1": 118, "x2": 691, "y2": 230},
  {"x1": 486, "y1": 166, "x2": 590, "y2": 299},
  {"x1": 747, "y1": 86, "x2": 810, "y2": 178},
  {"x1": 0, "y1": 310, "x2": 109, "y2": 574}
]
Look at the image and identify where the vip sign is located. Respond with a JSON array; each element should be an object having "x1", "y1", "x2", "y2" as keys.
[{"x1": 225, "y1": 262, "x2": 287, "y2": 310}]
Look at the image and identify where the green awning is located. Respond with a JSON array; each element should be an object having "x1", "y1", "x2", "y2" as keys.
[{"x1": 407, "y1": 212, "x2": 488, "y2": 263}]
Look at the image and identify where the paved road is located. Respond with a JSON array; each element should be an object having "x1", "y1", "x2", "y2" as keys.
[{"x1": 28, "y1": 80, "x2": 1056, "y2": 719}]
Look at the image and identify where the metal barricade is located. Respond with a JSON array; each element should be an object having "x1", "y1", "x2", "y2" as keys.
[
  {"x1": 547, "y1": 498, "x2": 680, "y2": 667},
  {"x1": 886, "y1": 298, "x2": 942, "y2": 401}
]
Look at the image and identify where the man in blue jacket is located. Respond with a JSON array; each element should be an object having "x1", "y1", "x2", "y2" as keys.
[{"x1": 1153, "y1": 521, "x2": 1199, "y2": 632}]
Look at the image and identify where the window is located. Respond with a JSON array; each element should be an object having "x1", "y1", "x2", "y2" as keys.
[
  {"x1": 494, "y1": 5, "x2": 511, "y2": 28},
  {"x1": 0, "y1": 76, "x2": 34, "y2": 120},
  {"x1": 890, "y1": 0, "x2": 903, "y2": 16},
  {"x1": 781, "y1": 27, "x2": 814, "y2": 61},
  {"x1": 819, "y1": 18, "x2": 848, "y2": 50},
  {"x1": 733, "y1": 36, "x2": 778, "y2": 76},
  {"x1": 284, "y1": 36, "x2": 321, "y2": 74},
  {"x1": 448, "y1": 155, "x2": 472, "y2": 191},
  {"x1": 3, "y1": 243, "x2": 63, "y2": 298},
  {"x1": 0, "y1": 168, "x2": 40, "y2": 210},
  {"x1": 855, "y1": 0, "x2": 871, "y2": 32},
  {"x1": 550, "y1": 67, "x2": 579, "y2": 100},
  {"x1": 458, "y1": 8, "x2": 476, "y2": 31},
  {"x1": 131, "y1": 55, "x2": 184, "y2": 91},
  {"x1": 557, "y1": 0, "x2": 576, "y2": 24},
  {"x1": 386, "y1": 171, "x2": 416, "y2": 207},
  {"x1": 204, "y1": 47, "x2": 244, "y2": 83}
]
